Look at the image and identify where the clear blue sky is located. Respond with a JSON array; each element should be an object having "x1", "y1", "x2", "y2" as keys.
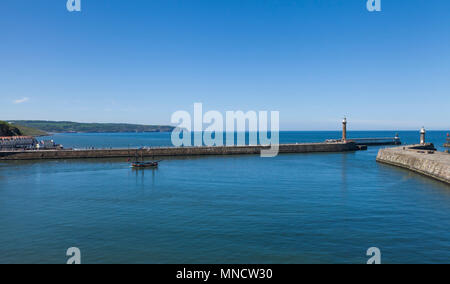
[{"x1": 1, "y1": 0, "x2": 449, "y2": 130}]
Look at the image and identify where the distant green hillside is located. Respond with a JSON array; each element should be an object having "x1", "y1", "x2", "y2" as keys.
[
  {"x1": 9, "y1": 121, "x2": 175, "y2": 134},
  {"x1": 13, "y1": 124, "x2": 49, "y2": 136},
  {"x1": 0, "y1": 121, "x2": 48, "y2": 137}
]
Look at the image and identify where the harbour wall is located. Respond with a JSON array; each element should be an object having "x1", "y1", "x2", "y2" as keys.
[
  {"x1": 376, "y1": 144, "x2": 450, "y2": 185},
  {"x1": 0, "y1": 142, "x2": 358, "y2": 161}
]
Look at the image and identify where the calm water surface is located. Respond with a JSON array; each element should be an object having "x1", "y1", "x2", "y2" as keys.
[{"x1": 0, "y1": 131, "x2": 449, "y2": 263}]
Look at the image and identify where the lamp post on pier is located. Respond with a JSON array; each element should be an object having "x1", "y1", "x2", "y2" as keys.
[
  {"x1": 342, "y1": 117, "x2": 347, "y2": 143},
  {"x1": 420, "y1": 127, "x2": 426, "y2": 145}
]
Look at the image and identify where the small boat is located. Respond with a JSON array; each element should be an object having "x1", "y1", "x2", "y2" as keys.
[
  {"x1": 131, "y1": 161, "x2": 159, "y2": 168},
  {"x1": 130, "y1": 150, "x2": 161, "y2": 169}
]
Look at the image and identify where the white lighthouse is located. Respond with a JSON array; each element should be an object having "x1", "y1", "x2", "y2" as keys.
[
  {"x1": 420, "y1": 127, "x2": 426, "y2": 145},
  {"x1": 342, "y1": 117, "x2": 347, "y2": 142}
]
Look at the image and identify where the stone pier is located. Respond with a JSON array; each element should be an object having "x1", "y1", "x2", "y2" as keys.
[
  {"x1": 0, "y1": 142, "x2": 360, "y2": 161},
  {"x1": 376, "y1": 144, "x2": 450, "y2": 185}
]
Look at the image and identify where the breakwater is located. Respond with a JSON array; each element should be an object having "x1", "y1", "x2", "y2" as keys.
[
  {"x1": 351, "y1": 137, "x2": 401, "y2": 146},
  {"x1": 376, "y1": 144, "x2": 450, "y2": 185},
  {"x1": 0, "y1": 142, "x2": 359, "y2": 161}
]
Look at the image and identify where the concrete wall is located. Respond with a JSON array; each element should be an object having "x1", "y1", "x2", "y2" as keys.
[
  {"x1": 377, "y1": 145, "x2": 450, "y2": 185},
  {"x1": 0, "y1": 142, "x2": 358, "y2": 161}
]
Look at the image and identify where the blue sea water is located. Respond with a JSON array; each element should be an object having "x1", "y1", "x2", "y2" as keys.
[{"x1": 0, "y1": 131, "x2": 449, "y2": 264}]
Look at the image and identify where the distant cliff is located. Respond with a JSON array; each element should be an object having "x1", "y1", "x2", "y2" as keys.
[
  {"x1": 9, "y1": 121, "x2": 175, "y2": 134},
  {"x1": 0, "y1": 121, "x2": 48, "y2": 137},
  {"x1": 0, "y1": 121, "x2": 22, "y2": 136}
]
